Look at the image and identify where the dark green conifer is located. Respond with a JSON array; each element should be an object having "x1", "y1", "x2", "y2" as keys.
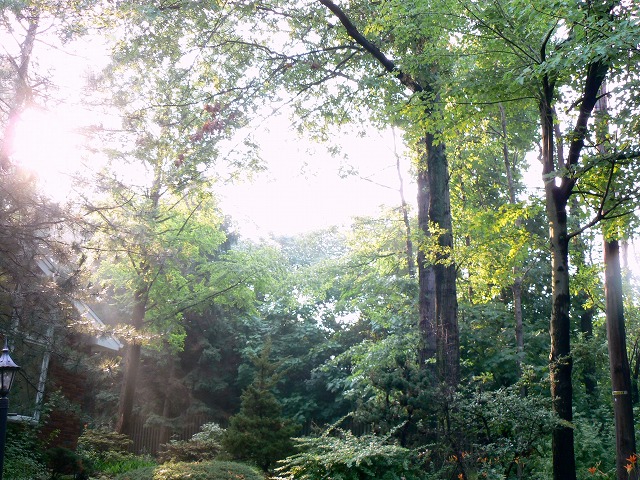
[{"x1": 222, "y1": 340, "x2": 298, "y2": 471}]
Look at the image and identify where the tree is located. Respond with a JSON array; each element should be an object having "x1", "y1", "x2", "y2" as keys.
[
  {"x1": 81, "y1": 93, "x2": 244, "y2": 435},
  {"x1": 0, "y1": 1, "x2": 96, "y2": 388},
  {"x1": 461, "y1": 2, "x2": 640, "y2": 477},
  {"x1": 605, "y1": 238, "x2": 637, "y2": 480},
  {"x1": 0, "y1": 10, "x2": 37, "y2": 170},
  {"x1": 314, "y1": 0, "x2": 460, "y2": 385},
  {"x1": 0, "y1": 3, "x2": 69, "y2": 305},
  {"x1": 79, "y1": 0, "x2": 282, "y2": 434},
  {"x1": 223, "y1": 341, "x2": 299, "y2": 472},
  {"x1": 275, "y1": 429, "x2": 428, "y2": 480},
  {"x1": 86, "y1": 184, "x2": 232, "y2": 435},
  {"x1": 446, "y1": 98, "x2": 540, "y2": 385},
  {"x1": 595, "y1": 85, "x2": 637, "y2": 480}
]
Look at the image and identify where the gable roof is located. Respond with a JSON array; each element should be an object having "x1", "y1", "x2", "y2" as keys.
[{"x1": 36, "y1": 257, "x2": 122, "y2": 352}]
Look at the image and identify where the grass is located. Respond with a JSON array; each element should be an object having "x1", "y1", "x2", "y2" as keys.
[{"x1": 93, "y1": 454, "x2": 157, "y2": 475}]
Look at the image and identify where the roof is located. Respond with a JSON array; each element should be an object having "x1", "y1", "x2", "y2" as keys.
[{"x1": 36, "y1": 257, "x2": 122, "y2": 352}]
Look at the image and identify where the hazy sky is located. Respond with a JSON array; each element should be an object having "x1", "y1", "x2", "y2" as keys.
[
  {"x1": 218, "y1": 122, "x2": 414, "y2": 239},
  {"x1": 5, "y1": 23, "x2": 414, "y2": 238}
]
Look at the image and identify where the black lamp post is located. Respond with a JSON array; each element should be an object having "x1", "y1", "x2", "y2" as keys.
[{"x1": 0, "y1": 339, "x2": 19, "y2": 480}]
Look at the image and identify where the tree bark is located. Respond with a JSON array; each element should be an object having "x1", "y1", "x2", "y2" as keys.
[
  {"x1": 631, "y1": 339, "x2": 640, "y2": 404},
  {"x1": 318, "y1": 0, "x2": 459, "y2": 385},
  {"x1": 417, "y1": 159, "x2": 437, "y2": 368},
  {"x1": 499, "y1": 104, "x2": 525, "y2": 382},
  {"x1": 546, "y1": 186, "x2": 576, "y2": 480},
  {"x1": 540, "y1": 74, "x2": 577, "y2": 480},
  {"x1": 604, "y1": 239, "x2": 637, "y2": 480},
  {"x1": 425, "y1": 131, "x2": 459, "y2": 386},
  {"x1": 116, "y1": 285, "x2": 149, "y2": 436},
  {"x1": 596, "y1": 83, "x2": 637, "y2": 480}
]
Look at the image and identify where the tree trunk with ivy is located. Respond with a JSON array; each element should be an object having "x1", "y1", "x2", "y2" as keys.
[{"x1": 318, "y1": 0, "x2": 459, "y2": 386}]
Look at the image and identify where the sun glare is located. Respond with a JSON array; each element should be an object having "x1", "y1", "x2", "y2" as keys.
[{"x1": 12, "y1": 108, "x2": 85, "y2": 202}]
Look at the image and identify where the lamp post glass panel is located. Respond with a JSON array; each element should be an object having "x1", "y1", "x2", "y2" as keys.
[{"x1": 0, "y1": 339, "x2": 19, "y2": 480}]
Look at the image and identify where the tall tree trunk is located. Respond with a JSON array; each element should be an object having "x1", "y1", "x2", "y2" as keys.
[
  {"x1": 425, "y1": 131, "x2": 459, "y2": 386},
  {"x1": 499, "y1": 104, "x2": 525, "y2": 381},
  {"x1": 621, "y1": 240, "x2": 630, "y2": 281},
  {"x1": 116, "y1": 286, "x2": 149, "y2": 436},
  {"x1": 319, "y1": 0, "x2": 459, "y2": 385},
  {"x1": 540, "y1": 76, "x2": 577, "y2": 480},
  {"x1": 460, "y1": 184, "x2": 472, "y2": 301},
  {"x1": 605, "y1": 239, "x2": 637, "y2": 480},
  {"x1": 631, "y1": 339, "x2": 640, "y2": 405},
  {"x1": 539, "y1": 49, "x2": 607, "y2": 479},
  {"x1": 571, "y1": 206, "x2": 598, "y2": 398},
  {"x1": 595, "y1": 83, "x2": 637, "y2": 480},
  {"x1": 512, "y1": 278, "x2": 524, "y2": 380},
  {"x1": 580, "y1": 303, "x2": 598, "y2": 396},
  {"x1": 116, "y1": 168, "x2": 162, "y2": 436},
  {"x1": 158, "y1": 360, "x2": 175, "y2": 446},
  {"x1": 394, "y1": 130, "x2": 415, "y2": 278},
  {"x1": 546, "y1": 189, "x2": 575, "y2": 480},
  {"x1": 417, "y1": 158, "x2": 437, "y2": 368}
]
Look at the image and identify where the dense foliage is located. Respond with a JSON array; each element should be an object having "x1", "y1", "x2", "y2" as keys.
[
  {"x1": 275, "y1": 429, "x2": 428, "y2": 480},
  {"x1": 222, "y1": 343, "x2": 299, "y2": 471},
  {"x1": 3, "y1": 424, "x2": 48, "y2": 480},
  {"x1": 75, "y1": 428, "x2": 156, "y2": 476},
  {"x1": 158, "y1": 422, "x2": 224, "y2": 463},
  {"x1": 1, "y1": 1, "x2": 639, "y2": 480}
]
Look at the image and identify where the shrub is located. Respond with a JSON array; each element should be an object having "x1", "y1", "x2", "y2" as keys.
[
  {"x1": 3, "y1": 423, "x2": 48, "y2": 480},
  {"x1": 76, "y1": 427, "x2": 155, "y2": 475},
  {"x1": 46, "y1": 446, "x2": 87, "y2": 479},
  {"x1": 448, "y1": 386, "x2": 557, "y2": 479},
  {"x1": 191, "y1": 422, "x2": 225, "y2": 443},
  {"x1": 77, "y1": 428, "x2": 132, "y2": 455},
  {"x1": 274, "y1": 429, "x2": 428, "y2": 480},
  {"x1": 158, "y1": 422, "x2": 224, "y2": 463},
  {"x1": 113, "y1": 460, "x2": 264, "y2": 480}
]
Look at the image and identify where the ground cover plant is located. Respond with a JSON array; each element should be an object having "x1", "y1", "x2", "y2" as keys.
[
  {"x1": 275, "y1": 428, "x2": 428, "y2": 480},
  {"x1": 113, "y1": 460, "x2": 264, "y2": 480},
  {"x1": 77, "y1": 427, "x2": 155, "y2": 476},
  {"x1": 3, "y1": 423, "x2": 48, "y2": 480},
  {"x1": 158, "y1": 422, "x2": 225, "y2": 463}
]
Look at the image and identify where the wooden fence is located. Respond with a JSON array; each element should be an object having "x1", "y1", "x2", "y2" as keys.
[
  {"x1": 131, "y1": 414, "x2": 371, "y2": 456},
  {"x1": 130, "y1": 413, "x2": 211, "y2": 456}
]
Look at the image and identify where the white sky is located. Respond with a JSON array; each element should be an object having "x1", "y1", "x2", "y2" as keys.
[
  {"x1": 2, "y1": 19, "x2": 414, "y2": 238},
  {"x1": 217, "y1": 122, "x2": 414, "y2": 239}
]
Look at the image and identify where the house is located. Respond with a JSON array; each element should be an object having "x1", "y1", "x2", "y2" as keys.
[{"x1": 8, "y1": 256, "x2": 122, "y2": 449}]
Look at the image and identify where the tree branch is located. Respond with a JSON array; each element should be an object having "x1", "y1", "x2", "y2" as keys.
[{"x1": 317, "y1": 0, "x2": 426, "y2": 94}]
